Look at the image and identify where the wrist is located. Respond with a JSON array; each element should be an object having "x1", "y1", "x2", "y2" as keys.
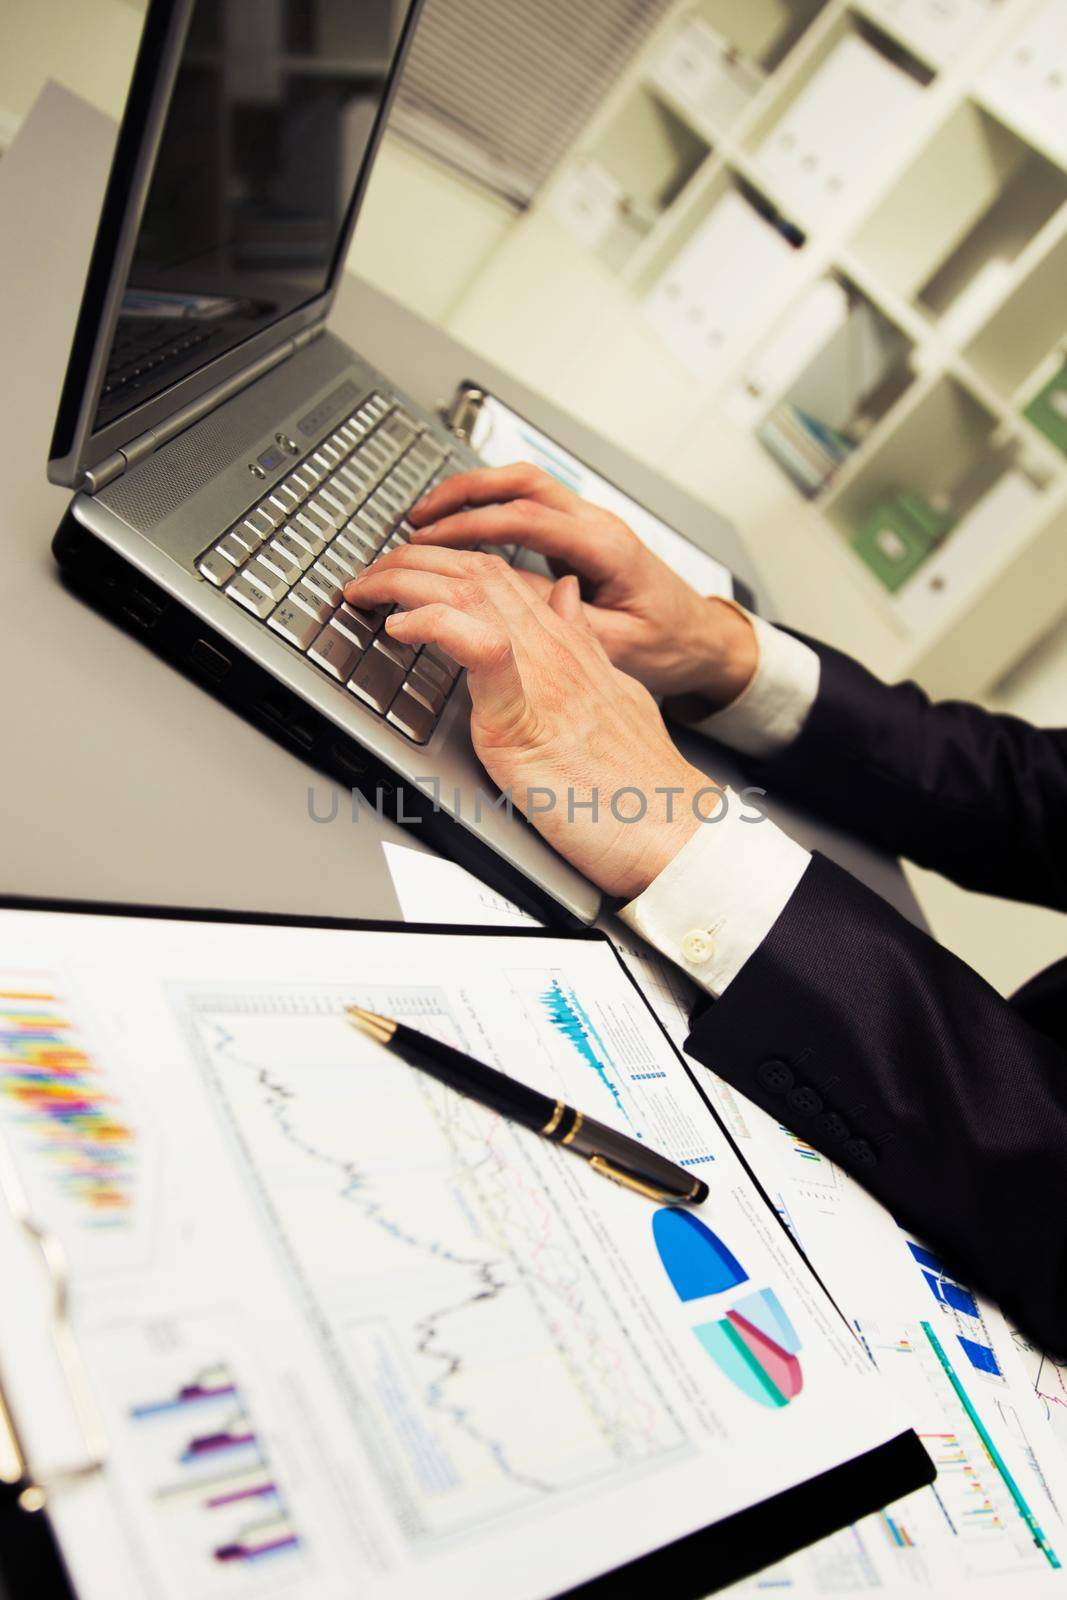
[
  {"x1": 589, "y1": 763, "x2": 713, "y2": 901},
  {"x1": 682, "y1": 598, "x2": 759, "y2": 702}
]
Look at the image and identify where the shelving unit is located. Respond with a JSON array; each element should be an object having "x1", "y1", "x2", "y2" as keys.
[{"x1": 506, "y1": 0, "x2": 1067, "y2": 694}]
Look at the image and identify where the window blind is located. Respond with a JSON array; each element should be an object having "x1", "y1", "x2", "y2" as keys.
[{"x1": 390, "y1": 0, "x2": 674, "y2": 206}]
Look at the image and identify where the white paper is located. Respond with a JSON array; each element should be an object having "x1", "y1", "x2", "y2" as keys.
[
  {"x1": 0, "y1": 906, "x2": 910, "y2": 1600},
  {"x1": 469, "y1": 392, "x2": 735, "y2": 599},
  {"x1": 379, "y1": 846, "x2": 1067, "y2": 1591}
]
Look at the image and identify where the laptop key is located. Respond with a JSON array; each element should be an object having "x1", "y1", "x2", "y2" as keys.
[
  {"x1": 332, "y1": 531, "x2": 369, "y2": 572},
  {"x1": 226, "y1": 573, "x2": 274, "y2": 618},
  {"x1": 347, "y1": 642, "x2": 406, "y2": 712},
  {"x1": 257, "y1": 544, "x2": 301, "y2": 585},
  {"x1": 423, "y1": 642, "x2": 461, "y2": 680},
  {"x1": 308, "y1": 491, "x2": 346, "y2": 531},
  {"x1": 243, "y1": 558, "x2": 288, "y2": 602},
  {"x1": 290, "y1": 581, "x2": 334, "y2": 625},
  {"x1": 216, "y1": 532, "x2": 249, "y2": 563},
  {"x1": 268, "y1": 530, "x2": 313, "y2": 571},
  {"x1": 309, "y1": 623, "x2": 363, "y2": 682},
  {"x1": 411, "y1": 652, "x2": 450, "y2": 692},
  {"x1": 280, "y1": 521, "x2": 322, "y2": 559},
  {"x1": 306, "y1": 564, "x2": 344, "y2": 608},
  {"x1": 332, "y1": 603, "x2": 378, "y2": 646},
  {"x1": 268, "y1": 599, "x2": 321, "y2": 650},
  {"x1": 375, "y1": 631, "x2": 417, "y2": 669},
  {"x1": 198, "y1": 549, "x2": 236, "y2": 587},
  {"x1": 235, "y1": 517, "x2": 268, "y2": 551},
  {"x1": 387, "y1": 687, "x2": 436, "y2": 744},
  {"x1": 405, "y1": 670, "x2": 446, "y2": 713},
  {"x1": 315, "y1": 549, "x2": 353, "y2": 589}
]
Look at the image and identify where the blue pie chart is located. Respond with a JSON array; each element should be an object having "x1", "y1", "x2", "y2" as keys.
[{"x1": 652, "y1": 1207, "x2": 748, "y2": 1301}]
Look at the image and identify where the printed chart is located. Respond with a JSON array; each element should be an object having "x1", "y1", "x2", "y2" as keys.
[
  {"x1": 858, "y1": 1318, "x2": 1060, "y2": 1576},
  {"x1": 0, "y1": 980, "x2": 136, "y2": 1226},
  {"x1": 130, "y1": 1362, "x2": 301, "y2": 1571},
  {"x1": 652, "y1": 1207, "x2": 804, "y2": 1411},
  {"x1": 179, "y1": 982, "x2": 693, "y2": 1548}
]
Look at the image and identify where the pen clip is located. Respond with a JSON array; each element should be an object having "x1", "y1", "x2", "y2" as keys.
[{"x1": 587, "y1": 1155, "x2": 683, "y2": 1204}]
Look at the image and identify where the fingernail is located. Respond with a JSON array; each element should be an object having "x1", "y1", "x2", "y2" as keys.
[{"x1": 384, "y1": 614, "x2": 401, "y2": 633}]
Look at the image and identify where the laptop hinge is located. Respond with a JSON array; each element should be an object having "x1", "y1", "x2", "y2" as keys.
[{"x1": 82, "y1": 322, "x2": 327, "y2": 493}]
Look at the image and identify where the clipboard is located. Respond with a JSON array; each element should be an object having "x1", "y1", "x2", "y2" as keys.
[
  {"x1": 440, "y1": 381, "x2": 758, "y2": 614},
  {"x1": 0, "y1": 893, "x2": 933, "y2": 1600}
]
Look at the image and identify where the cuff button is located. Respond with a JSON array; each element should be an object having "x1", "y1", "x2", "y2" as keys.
[
  {"x1": 814, "y1": 1111, "x2": 849, "y2": 1142},
  {"x1": 681, "y1": 929, "x2": 716, "y2": 964},
  {"x1": 756, "y1": 1058, "x2": 794, "y2": 1094},
  {"x1": 787, "y1": 1084, "x2": 822, "y2": 1117},
  {"x1": 844, "y1": 1137, "x2": 877, "y2": 1167}
]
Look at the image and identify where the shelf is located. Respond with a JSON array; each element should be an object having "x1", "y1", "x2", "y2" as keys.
[
  {"x1": 852, "y1": 0, "x2": 997, "y2": 71},
  {"x1": 975, "y1": 1, "x2": 1067, "y2": 174},
  {"x1": 849, "y1": 99, "x2": 1067, "y2": 340},
  {"x1": 648, "y1": 0, "x2": 831, "y2": 137},
  {"x1": 964, "y1": 218, "x2": 1067, "y2": 403},
  {"x1": 823, "y1": 375, "x2": 1009, "y2": 545},
  {"x1": 550, "y1": 87, "x2": 713, "y2": 274},
  {"x1": 691, "y1": 0, "x2": 831, "y2": 73},
  {"x1": 742, "y1": 11, "x2": 932, "y2": 228},
  {"x1": 593, "y1": 84, "x2": 713, "y2": 215},
  {"x1": 746, "y1": 273, "x2": 916, "y2": 494}
]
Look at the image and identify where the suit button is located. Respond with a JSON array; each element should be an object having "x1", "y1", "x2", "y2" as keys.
[
  {"x1": 815, "y1": 1111, "x2": 849, "y2": 1142},
  {"x1": 756, "y1": 1058, "x2": 794, "y2": 1094},
  {"x1": 787, "y1": 1084, "x2": 822, "y2": 1117},
  {"x1": 845, "y1": 1138, "x2": 877, "y2": 1167}
]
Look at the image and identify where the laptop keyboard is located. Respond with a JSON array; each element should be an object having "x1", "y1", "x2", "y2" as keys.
[{"x1": 196, "y1": 392, "x2": 466, "y2": 746}]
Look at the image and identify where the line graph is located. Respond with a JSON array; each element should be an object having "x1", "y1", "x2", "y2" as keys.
[{"x1": 176, "y1": 982, "x2": 692, "y2": 1548}]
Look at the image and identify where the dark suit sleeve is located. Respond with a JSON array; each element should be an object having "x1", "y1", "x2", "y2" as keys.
[
  {"x1": 685, "y1": 851, "x2": 1067, "y2": 1356},
  {"x1": 734, "y1": 636, "x2": 1067, "y2": 911}
]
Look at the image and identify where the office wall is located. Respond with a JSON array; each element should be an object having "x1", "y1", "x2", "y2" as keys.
[
  {"x1": 348, "y1": 142, "x2": 518, "y2": 326},
  {"x1": 0, "y1": 0, "x2": 143, "y2": 146}
]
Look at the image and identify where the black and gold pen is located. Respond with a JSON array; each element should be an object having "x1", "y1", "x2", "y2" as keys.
[{"x1": 346, "y1": 1006, "x2": 708, "y2": 1205}]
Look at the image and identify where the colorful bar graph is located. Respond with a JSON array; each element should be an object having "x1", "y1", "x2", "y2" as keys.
[
  {"x1": 0, "y1": 988, "x2": 134, "y2": 1223},
  {"x1": 131, "y1": 1362, "x2": 302, "y2": 1570}
]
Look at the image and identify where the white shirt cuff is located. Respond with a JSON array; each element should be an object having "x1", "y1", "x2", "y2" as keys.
[
  {"x1": 684, "y1": 608, "x2": 821, "y2": 759},
  {"x1": 619, "y1": 790, "x2": 810, "y2": 995}
]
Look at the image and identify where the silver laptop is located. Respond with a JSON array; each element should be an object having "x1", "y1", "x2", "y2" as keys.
[{"x1": 47, "y1": 0, "x2": 599, "y2": 927}]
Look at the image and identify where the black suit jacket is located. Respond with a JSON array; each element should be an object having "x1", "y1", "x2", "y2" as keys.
[{"x1": 682, "y1": 637, "x2": 1067, "y2": 1354}]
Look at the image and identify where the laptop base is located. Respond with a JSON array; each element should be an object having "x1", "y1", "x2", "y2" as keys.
[{"x1": 52, "y1": 510, "x2": 582, "y2": 931}]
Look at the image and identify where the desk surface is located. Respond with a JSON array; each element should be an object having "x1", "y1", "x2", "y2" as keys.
[{"x1": 0, "y1": 82, "x2": 922, "y2": 932}]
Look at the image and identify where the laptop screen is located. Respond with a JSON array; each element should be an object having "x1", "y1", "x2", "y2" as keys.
[{"x1": 90, "y1": 0, "x2": 408, "y2": 437}]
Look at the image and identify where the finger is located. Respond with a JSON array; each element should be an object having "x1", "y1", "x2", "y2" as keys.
[
  {"x1": 409, "y1": 462, "x2": 575, "y2": 527},
  {"x1": 384, "y1": 604, "x2": 509, "y2": 673},
  {"x1": 548, "y1": 574, "x2": 584, "y2": 624},
  {"x1": 351, "y1": 542, "x2": 507, "y2": 584},
  {"x1": 412, "y1": 502, "x2": 626, "y2": 586},
  {"x1": 512, "y1": 567, "x2": 555, "y2": 600},
  {"x1": 344, "y1": 567, "x2": 463, "y2": 612}
]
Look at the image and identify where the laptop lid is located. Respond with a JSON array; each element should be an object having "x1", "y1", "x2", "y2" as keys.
[{"x1": 49, "y1": 0, "x2": 422, "y2": 490}]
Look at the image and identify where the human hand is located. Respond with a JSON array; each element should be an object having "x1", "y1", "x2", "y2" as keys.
[
  {"x1": 406, "y1": 463, "x2": 757, "y2": 705},
  {"x1": 344, "y1": 548, "x2": 717, "y2": 900}
]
